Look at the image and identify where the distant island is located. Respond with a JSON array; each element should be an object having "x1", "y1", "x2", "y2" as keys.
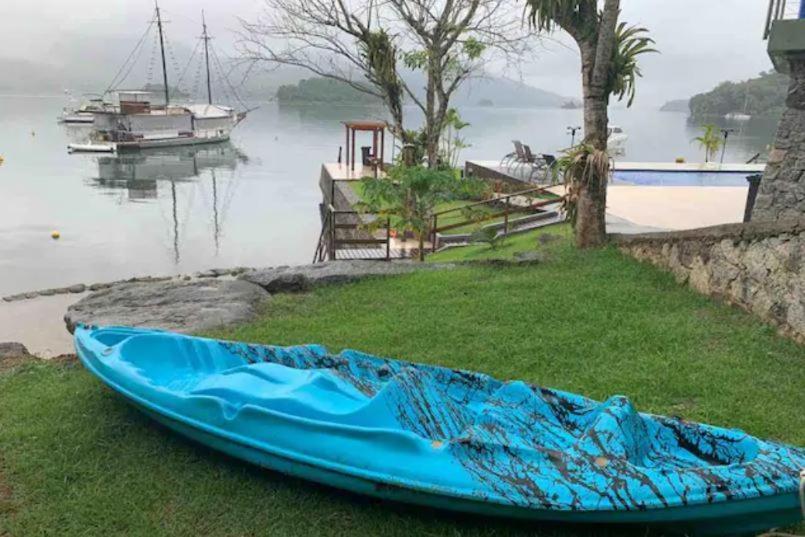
[
  {"x1": 561, "y1": 99, "x2": 582, "y2": 109},
  {"x1": 276, "y1": 75, "x2": 567, "y2": 108},
  {"x1": 660, "y1": 99, "x2": 689, "y2": 113},
  {"x1": 689, "y1": 71, "x2": 789, "y2": 120},
  {"x1": 276, "y1": 78, "x2": 382, "y2": 105}
]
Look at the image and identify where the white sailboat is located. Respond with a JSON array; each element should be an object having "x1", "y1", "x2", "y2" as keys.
[
  {"x1": 68, "y1": 6, "x2": 248, "y2": 153},
  {"x1": 725, "y1": 91, "x2": 751, "y2": 121}
]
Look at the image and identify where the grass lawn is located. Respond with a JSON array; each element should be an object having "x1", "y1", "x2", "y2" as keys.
[{"x1": 1, "y1": 225, "x2": 804, "y2": 536}]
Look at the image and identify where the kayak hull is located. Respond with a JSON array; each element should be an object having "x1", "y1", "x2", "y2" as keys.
[
  {"x1": 75, "y1": 326, "x2": 805, "y2": 535},
  {"x1": 139, "y1": 404, "x2": 801, "y2": 535}
]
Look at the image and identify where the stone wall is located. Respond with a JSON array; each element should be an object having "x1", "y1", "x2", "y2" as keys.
[
  {"x1": 613, "y1": 219, "x2": 805, "y2": 343},
  {"x1": 752, "y1": 58, "x2": 805, "y2": 220}
]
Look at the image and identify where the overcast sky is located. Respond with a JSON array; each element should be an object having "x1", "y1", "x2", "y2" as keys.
[{"x1": 1, "y1": 0, "x2": 776, "y2": 105}]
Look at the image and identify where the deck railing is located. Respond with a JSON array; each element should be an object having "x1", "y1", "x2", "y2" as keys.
[
  {"x1": 430, "y1": 186, "x2": 565, "y2": 252},
  {"x1": 314, "y1": 204, "x2": 391, "y2": 263},
  {"x1": 765, "y1": 0, "x2": 804, "y2": 38}
]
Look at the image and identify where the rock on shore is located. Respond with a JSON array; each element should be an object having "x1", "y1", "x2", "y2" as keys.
[
  {"x1": 240, "y1": 260, "x2": 455, "y2": 293},
  {"x1": 0, "y1": 342, "x2": 29, "y2": 360},
  {"x1": 64, "y1": 280, "x2": 269, "y2": 334}
]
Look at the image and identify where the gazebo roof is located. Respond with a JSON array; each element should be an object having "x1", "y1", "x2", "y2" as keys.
[{"x1": 343, "y1": 120, "x2": 387, "y2": 131}]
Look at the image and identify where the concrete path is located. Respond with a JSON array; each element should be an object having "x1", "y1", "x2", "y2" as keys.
[
  {"x1": 545, "y1": 185, "x2": 747, "y2": 232},
  {"x1": 606, "y1": 186, "x2": 747, "y2": 231}
]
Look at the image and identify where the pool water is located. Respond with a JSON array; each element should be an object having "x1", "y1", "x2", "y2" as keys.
[{"x1": 612, "y1": 170, "x2": 757, "y2": 187}]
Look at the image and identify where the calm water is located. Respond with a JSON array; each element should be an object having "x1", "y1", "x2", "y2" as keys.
[{"x1": 0, "y1": 95, "x2": 778, "y2": 295}]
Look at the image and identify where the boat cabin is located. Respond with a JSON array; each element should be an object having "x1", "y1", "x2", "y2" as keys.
[{"x1": 117, "y1": 90, "x2": 156, "y2": 114}]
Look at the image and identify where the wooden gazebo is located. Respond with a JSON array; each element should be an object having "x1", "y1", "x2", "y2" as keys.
[{"x1": 343, "y1": 120, "x2": 386, "y2": 171}]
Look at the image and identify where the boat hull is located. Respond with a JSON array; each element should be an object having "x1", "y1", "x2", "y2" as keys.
[
  {"x1": 114, "y1": 133, "x2": 230, "y2": 151},
  {"x1": 75, "y1": 326, "x2": 805, "y2": 536},
  {"x1": 59, "y1": 116, "x2": 95, "y2": 124}
]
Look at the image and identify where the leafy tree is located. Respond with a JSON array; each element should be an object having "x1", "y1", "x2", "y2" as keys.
[
  {"x1": 276, "y1": 78, "x2": 382, "y2": 104},
  {"x1": 690, "y1": 71, "x2": 789, "y2": 120},
  {"x1": 693, "y1": 124, "x2": 722, "y2": 163},
  {"x1": 470, "y1": 226, "x2": 507, "y2": 250},
  {"x1": 358, "y1": 166, "x2": 486, "y2": 260},
  {"x1": 241, "y1": 0, "x2": 529, "y2": 167},
  {"x1": 525, "y1": 0, "x2": 656, "y2": 248}
]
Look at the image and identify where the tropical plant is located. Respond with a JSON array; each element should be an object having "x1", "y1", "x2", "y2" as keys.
[
  {"x1": 440, "y1": 108, "x2": 471, "y2": 169},
  {"x1": 552, "y1": 143, "x2": 610, "y2": 228},
  {"x1": 693, "y1": 124, "x2": 722, "y2": 163},
  {"x1": 525, "y1": 0, "x2": 656, "y2": 248},
  {"x1": 470, "y1": 226, "x2": 507, "y2": 250},
  {"x1": 358, "y1": 166, "x2": 486, "y2": 261},
  {"x1": 398, "y1": 109, "x2": 470, "y2": 170}
]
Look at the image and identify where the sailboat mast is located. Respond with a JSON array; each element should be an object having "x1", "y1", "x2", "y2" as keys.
[
  {"x1": 155, "y1": 1, "x2": 170, "y2": 108},
  {"x1": 202, "y1": 11, "x2": 213, "y2": 105}
]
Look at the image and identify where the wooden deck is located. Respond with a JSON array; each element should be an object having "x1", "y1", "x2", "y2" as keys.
[{"x1": 334, "y1": 248, "x2": 408, "y2": 260}]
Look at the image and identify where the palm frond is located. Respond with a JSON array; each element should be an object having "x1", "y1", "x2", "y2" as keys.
[
  {"x1": 608, "y1": 23, "x2": 658, "y2": 107},
  {"x1": 523, "y1": 0, "x2": 589, "y2": 34}
]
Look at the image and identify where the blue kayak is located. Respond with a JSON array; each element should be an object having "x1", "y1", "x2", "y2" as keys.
[{"x1": 75, "y1": 326, "x2": 805, "y2": 535}]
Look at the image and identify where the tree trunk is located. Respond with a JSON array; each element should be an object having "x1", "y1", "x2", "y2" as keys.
[
  {"x1": 425, "y1": 55, "x2": 439, "y2": 167},
  {"x1": 573, "y1": 0, "x2": 619, "y2": 249},
  {"x1": 418, "y1": 232, "x2": 425, "y2": 262},
  {"x1": 575, "y1": 89, "x2": 609, "y2": 249}
]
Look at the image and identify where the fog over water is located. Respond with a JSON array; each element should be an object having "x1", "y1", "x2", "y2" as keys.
[{"x1": 0, "y1": 1, "x2": 779, "y2": 105}]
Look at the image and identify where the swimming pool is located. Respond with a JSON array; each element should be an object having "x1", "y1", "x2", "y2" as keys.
[{"x1": 611, "y1": 170, "x2": 758, "y2": 186}]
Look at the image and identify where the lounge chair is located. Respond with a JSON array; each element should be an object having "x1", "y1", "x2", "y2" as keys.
[
  {"x1": 501, "y1": 140, "x2": 527, "y2": 170},
  {"x1": 519, "y1": 147, "x2": 559, "y2": 183}
]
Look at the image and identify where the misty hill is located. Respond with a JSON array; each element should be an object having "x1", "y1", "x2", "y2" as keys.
[
  {"x1": 275, "y1": 75, "x2": 566, "y2": 108},
  {"x1": 660, "y1": 99, "x2": 689, "y2": 113},
  {"x1": 690, "y1": 71, "x2": 789, "y2": 119},
  {"x1": 437, "y1": 75, "x2": 566, "y2": 108}
]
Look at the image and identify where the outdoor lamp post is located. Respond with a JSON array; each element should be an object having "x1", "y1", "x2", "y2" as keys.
[
  {"x1": 567, "y1": 126, "x2": 581, "y2": 147},
  {"x1": 720, "y1": 128, "x2": 736, "y2": 164}
]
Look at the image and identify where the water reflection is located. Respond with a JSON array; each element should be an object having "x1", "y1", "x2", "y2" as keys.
[{"x1": 87, "y1": 142, "x2": 248, "y2": 263}]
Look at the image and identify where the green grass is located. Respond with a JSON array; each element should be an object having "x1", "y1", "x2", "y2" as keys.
[
  {"x1": 430, "y1": 224, "x2": 572, "y2": 261},
  {"x1": 1, "y1": 225, "x2": 804, "y2": 536}
]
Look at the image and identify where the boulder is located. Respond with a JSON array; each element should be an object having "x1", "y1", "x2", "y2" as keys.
[
  {"x1": 64, "y1": 280, "x2": 269, "y2": 334},
  {"x1": 240, "y1": 260, "x2": 455, "y2": 293},
  {"x1": 0, "y1": 342, "x2": 29, "y2": 360}
]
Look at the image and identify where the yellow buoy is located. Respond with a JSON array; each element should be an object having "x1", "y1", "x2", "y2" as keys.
[
  {"x1": 0, "y1": 156, "x2": 4, "y2": 165},
  {"x1": 51, "y1": 231, "x2": 60, "y2": 240}
]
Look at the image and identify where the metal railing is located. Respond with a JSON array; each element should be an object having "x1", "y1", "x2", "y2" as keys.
[{"x1": 765, "y1": 0, "x2": 804, "y2": 39}]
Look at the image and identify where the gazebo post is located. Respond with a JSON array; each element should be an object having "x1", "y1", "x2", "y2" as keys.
[
  {"x1": 380, "y1": 128, "x2": 385, "y2": 166},
  {"x1": 344, "y1": 125, "x2": 350, "y2": 168},
  {"x1": 351, "y1": 128, "x2": 356, "y2": 171}
]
